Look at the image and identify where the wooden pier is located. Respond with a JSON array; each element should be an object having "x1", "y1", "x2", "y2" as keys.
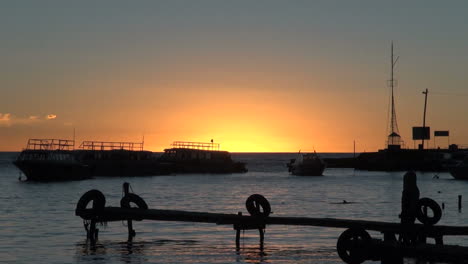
[{"x1": 76, "y1": 183, "x2": 468, "y2": 264}]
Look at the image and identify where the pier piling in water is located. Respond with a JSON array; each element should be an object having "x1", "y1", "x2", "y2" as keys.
[
  {"x1": 123, "y1": 183, "x2": 135, "y2": 240},
  {"x1": 235, "y1": 212, "x2": 242, "y2": 249},
  {"x1": 458, "y1": 195, "x2": 462, "y2": 211}
]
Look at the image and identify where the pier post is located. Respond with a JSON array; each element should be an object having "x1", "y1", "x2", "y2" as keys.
[
  {"x1": 381, "y1": 232, "x2": 403, "y2": 264},
  {"x1": 89, "y1": 220, "x2": 97, "y2": 245},
  {"x1": 435, "y1": 235, "x2": 444, "y2": 245},
  {"x1": 235, "y1": 212, "x2": 242, "y2": 250},
  {"x1": 259, "y1": 228, "x2": 265, "y2": 250},
  {"x1": 123, "y1": 182, "x2": 136, "y2": 240},
  {"x1": 127, "y1": 219, "x2": 135, "y2": 241},
  {"x1": 458, "y1": 195, "x2": 462, "y2": 211}
]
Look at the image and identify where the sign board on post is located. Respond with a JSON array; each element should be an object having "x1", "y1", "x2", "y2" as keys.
[
  {"x1": 412, "y1": 127, "x2": 430, "y2": 140},
  {"x1": 434, "y1": 131, "x2": 449, "y2": 137}
]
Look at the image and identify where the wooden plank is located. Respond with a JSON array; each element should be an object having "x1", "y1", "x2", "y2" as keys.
[{"x1": 77, "y1": 207, "x2": 468, "y2": 236}]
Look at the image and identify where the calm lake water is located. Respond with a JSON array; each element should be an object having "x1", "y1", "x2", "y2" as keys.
[{"x1": 1, "y1": 152, "x2": 468, "y2": 264}]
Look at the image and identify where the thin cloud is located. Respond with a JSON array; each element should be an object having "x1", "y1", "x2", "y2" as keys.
[
  {"x1": 1, "y1": 113, "x2": 61, "y2": 127},
  {"x1": 46, "y1": 114, "x2": 57, "y2": 120},
  {"x1": 0, "y1": 113, "x2": 12, "y2": 127},
  {"x1": 0, "y1": 113, "x2": 11, "y2": 121}
]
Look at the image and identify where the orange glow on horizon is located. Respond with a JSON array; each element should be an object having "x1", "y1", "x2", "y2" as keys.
[
  {"x1": 0, "y1": 81, "x2": 389, "y2": 153},
  {"x1": 129, "y1": 86, "x2": 380, "y2": 153}
]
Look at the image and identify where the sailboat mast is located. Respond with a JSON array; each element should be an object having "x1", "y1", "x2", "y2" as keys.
[
  {"x1": 387, "y1": 42, "x2": 401, "y2": 149},
  {"x1": 390, "y1": 42, "x2": 394, "y2": 135}
]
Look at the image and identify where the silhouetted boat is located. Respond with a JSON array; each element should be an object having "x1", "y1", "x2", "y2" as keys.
[
  {"x1": 159, "y1": 141, "x2": 247, "y2": 173},
  {"x1": 448, "y1": 159, "x2": 468, "y2": 180},
  {"x1": 74, "y1": 140, "x2": 172, "y2": 177},
  {"x1": 287, "y1": 152, "x2": 326, "y2": 176},
  {"x1": 14, "y1": 139, "x2": 92, "y2": 181},
  {"x1": 14, "y1": 139, "x2": 172, "y2": 181}
]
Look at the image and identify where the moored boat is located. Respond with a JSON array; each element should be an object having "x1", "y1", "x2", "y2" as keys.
[
  {"x1": 287, "y1": 152, "x2": 326, "y2": 176},
  {"x1": 75, "y1": 140, "x2": 172, "y2": 176},
  {"x1": 14, "y1": 138, "x2": 173, "y2": 181},
  {"x1": 448, "y1": 159, "x2": 468, "y2": 180},
  {"x1": 159, "y1": 141, "x2": 247, "y2": 173},
  {"x1": 14, "y1": 139, "x2": 92, "y2": 181}
]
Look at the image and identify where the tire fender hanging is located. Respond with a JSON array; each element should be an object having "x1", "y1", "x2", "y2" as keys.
[
  {"x1": 120, "y1": 193, "x2": 148, "y2": 210},
  {"x1": 75, "y1": 189, "x2": 106, "y2": 216},
  {"x1": 245, "y1": 194, "x2": 271, "y2": 217}
]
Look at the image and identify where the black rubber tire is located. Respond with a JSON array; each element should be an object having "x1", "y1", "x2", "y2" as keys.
[
  {"x1": 416, "y1": 197, "x2": 442, "y2": 226},
  {"x1": 336, "y1": 228, "x2": 371, "y2": 264},
  {"x1": 245, "y1": 194, "x2": 271, "y2": 217},
  {"x1": 120, "y1": 193, "x2": 148, "y2": 210},
  {"x1": 75, "y1": 189, "x2": 106, "y2": 215}
]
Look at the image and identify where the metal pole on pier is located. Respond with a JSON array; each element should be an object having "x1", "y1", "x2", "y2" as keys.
[
  {"x1": 353, "y1": 140, "x2": 356, "y2": 159},
  {"x1": 422, "y1": 89, "x2": 429, "y2": 149}
]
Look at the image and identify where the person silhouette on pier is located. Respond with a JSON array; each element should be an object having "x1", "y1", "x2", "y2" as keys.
[{"x1": 399, "y1": 171, "x2": 420, "y2": 244}]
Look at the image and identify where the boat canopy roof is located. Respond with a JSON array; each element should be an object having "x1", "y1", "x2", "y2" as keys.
[
  {"x1": 25, "y1": 139, "x2": 74, "y2": 151},
  {"x1": 170, "y1": 141, "x2": 220, "y2": 151},
  {"x1": 79, "y1": 141, "x2": 143, "y2": 151}
]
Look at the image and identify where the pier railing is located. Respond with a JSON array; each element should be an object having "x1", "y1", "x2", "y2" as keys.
[
  {"x1": 25, "y1": 138, "x2": 74, "y2": 151},
  {"x1": 76, "y1": 183, "x2": 468, "y2": 264},
  {"x1": 171, "y1": 141, "x2": 220, "y2": 151},
  {"x1": 79, "y1": 141, "x2": 143, "y2": 151}
]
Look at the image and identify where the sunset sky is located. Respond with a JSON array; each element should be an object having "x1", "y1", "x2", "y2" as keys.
[{"x1": 1, "y1": 1, "x2": 467, "y2": 152}]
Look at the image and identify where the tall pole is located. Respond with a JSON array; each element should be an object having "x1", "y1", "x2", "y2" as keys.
[
  {"x1": 73, "y1": 128, "x2": 76, "y2": 150},
  {"x1": 353, "y1": 140, "x2": 356, "y2": 159},
  {"x1": 422, "y1": 89, "x2": 428, "y2": 149},
  {"x1": 388, "y1": 42, "x2": 400, "y2": 147},
  {"x1": 390, "y1": 43, "x2": 394, "y2": 141}
]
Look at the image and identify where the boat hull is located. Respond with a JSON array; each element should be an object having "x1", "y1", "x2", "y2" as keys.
[
  {"x1": 160, "y1": 147, "x2": 247, "y2": 174},
  {"x1": 290, "y1": 163, "x2": 326, "y2": 176},
  {"x1": 449, "y1": 167, "x2": 468, "y2": 180},
  {"x1": 14, "y1": 160, "x2": 92, "y2": 181},
  {"x1": 166, "y1": 160, "x2": 247, "y2": 174},
  {"x1": 85, "y1": 160, "x2": 174, "y2": 177},
  {"x1": 287, "y1": 153, "x2": 327, "y2": 176}
]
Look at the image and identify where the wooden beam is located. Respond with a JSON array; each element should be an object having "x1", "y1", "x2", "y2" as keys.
[{"x1": 77, "y1": 207, "x2": 468, "y2": 236}]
